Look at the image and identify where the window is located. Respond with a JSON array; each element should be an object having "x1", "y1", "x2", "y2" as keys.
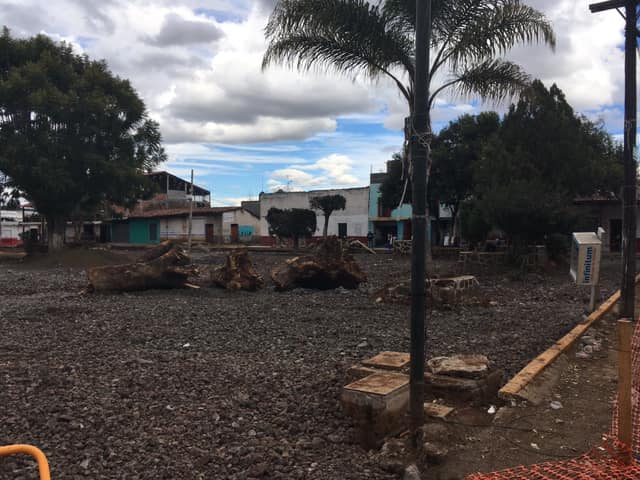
[{"x1": 338, "y1": 223, "x2": 347, "y2": 238}]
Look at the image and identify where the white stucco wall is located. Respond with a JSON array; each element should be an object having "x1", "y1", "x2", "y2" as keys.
[
  {"x1": 221, "y1": 209, "x2": 260, "y2": 242},
  {"x1": 160, "y1": 216, "x2": 207, "y2": 240},
  {"x1": 259, "y1": 187, "x2": 369, "y2": 238}
]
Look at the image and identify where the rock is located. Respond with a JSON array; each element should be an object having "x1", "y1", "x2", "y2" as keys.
[
  {"x1": 421, "y1": 422, "x2": 450, "y2": 441},
  {"x1": 422, "y1": 442, "x2": 448, "y2": 464},
  {"x1": 379, "y1": 458, "x2": 405, "y2": 474},
  {"x1": 403, "y1": 464, "x2": 421, "y2": 480},
  {"x1": 424, "y1": 370, "x2": 503, "y2": 403},
  {"x1": 427, "y1": 355, "x2": 489, "y2": 379},
  {"x1": 380, "y1": 437, "x2": 405, "y2": 456},
  {"x1": 248, "y1": 462, "x2": 269, "y2": 477}
]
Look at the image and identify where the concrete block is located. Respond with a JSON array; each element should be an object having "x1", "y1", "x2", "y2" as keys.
[{"x1": 341, "y1": 372, "x2": 410, "y2": 448}]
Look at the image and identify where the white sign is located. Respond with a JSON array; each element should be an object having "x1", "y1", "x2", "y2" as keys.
[
  {"x1": 570, "y1": 232, "x2": 602, "y2": 286},
  {"x1": 223, "y1": 212, "x2": 234, "y2": 222}
]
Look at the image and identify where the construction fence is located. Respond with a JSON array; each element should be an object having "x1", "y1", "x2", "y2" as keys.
[{"x1": 467, "y1": 321, "x2": 640, "y2": 479}]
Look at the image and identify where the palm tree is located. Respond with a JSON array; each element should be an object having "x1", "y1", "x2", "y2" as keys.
[{"x1": 262, "y1": 0, "x2": 555, "y2": 208}]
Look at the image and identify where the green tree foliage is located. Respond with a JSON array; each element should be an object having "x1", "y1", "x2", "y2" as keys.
[
  {"x1": 473, "y1": 80, "x2": 622, "y2": 250},
  {"x1": 458, "y1": 199, "x2": 491, "y2": 248},
  {"x1": 379, "y1": 154, "x2": 409, "y2": 209},
  {"x1": 266, "y1": 207, "x2": 317, "y2": 248},
  {"x1": 0, "y1": 29, "x2": 167, "y2": 250},
  {"x1": 263, "y1": 0, "x2": 555, "y2": 231},
  {"x1": 431, "y1": 112, "x2": 500, "y2": 240},
  {"x1": 309, "y1": 194, "x2": 346, "y2": 237}
]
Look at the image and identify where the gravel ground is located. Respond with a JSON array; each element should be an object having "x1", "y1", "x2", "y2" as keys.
[{"x1": 0, "y1": 249, "x2": 622, "y2": 479}]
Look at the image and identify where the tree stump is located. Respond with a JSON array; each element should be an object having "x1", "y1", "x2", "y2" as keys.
[
  {"x1": 271, "y1": 237, "x2": 367, "y2": 291},
  {"x1": 87, "y1": 240, "x2": 196, "y2": 292},
  {"x1": 210, "y1": 250, "x2": 264, "y2": 291}
]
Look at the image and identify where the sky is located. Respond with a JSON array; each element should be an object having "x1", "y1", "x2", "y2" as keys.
[{"x1": 0, "y1": 0, "x2": 627, "y2": 205}]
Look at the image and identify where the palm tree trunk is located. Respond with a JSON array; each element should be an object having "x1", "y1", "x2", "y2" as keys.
[{"x1": 323, "y1": 215, "x2": 329, "y2": 238}]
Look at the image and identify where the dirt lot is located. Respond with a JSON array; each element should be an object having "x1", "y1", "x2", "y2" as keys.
[{"x1": 0, "y1": 247, "x2": 626, "y2": 479}]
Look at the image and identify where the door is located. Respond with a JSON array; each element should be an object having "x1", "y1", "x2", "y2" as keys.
[
  {"x1": 205, "y1": 224, "x2": 214, "y2": 243},
  {"x1": 338, "y1": 223, "x2": 347, "y2": 238},
  {"x1": 404, "y1": 220, "x2": 412, "y2": 240},
  {"x1": 610, "y1": 218, "x2": 622, "y2": 252},
  {"x1": 149, "y1": 222, "x2": 158, "y2": 243},
  {"x1": 231, "y1": 224, "x2": 239, "y2": 243},
  {"x1": 112, "y1": 222, "x2": 129, "y2": 243}
]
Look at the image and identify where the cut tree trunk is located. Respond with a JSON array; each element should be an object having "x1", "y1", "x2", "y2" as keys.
[
  {"x1": 211, "y1": 250, "x2": 264, "y2": 291},
  {"x1": 47, "y1": 215, "x2": 65, "y2": 251},
  {"x1": 87, "y1": 240, "x2": 196, "y2": 292},
  {"x1": 271, "y1": 237, "x2": 367, "y2": 291}
]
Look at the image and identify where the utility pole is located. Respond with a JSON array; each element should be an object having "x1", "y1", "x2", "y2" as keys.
[
  {"x1": 409, "y1": 0, "x2": 431, "y2": 444},
  {"x1": 589, "y1": 0, "x2": 637, "y2": 319},
  {"x1": 188, "y1": 169, "x2": 194, "y2": 254}
]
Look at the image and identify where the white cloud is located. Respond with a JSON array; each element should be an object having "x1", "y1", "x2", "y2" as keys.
[
  {"x1": 0, "y1": 0, "x2": 629, "y2": 198},
  {"x1": 143, "y1": 12, "x2": 224, "y2": 46},
  {"x1": 268, "y1": 153, "x2": 362, "y2": 191}
]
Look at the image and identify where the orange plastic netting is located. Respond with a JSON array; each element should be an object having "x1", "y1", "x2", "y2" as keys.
[{"x1": 467, "y1": 321, "x2": 640, "y2": 479}]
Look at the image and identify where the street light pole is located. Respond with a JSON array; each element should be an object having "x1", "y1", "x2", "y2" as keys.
[
  {"x1": 590, "y1": 0, "x2": 637, "y2": 319},
  {"x1": 409, "y1": 0, "x2": 431, "y2": 444}
]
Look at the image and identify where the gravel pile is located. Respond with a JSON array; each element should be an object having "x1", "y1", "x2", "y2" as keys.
[{"x1": 0, "y1": 251, "x2": 620, "y2": 479}]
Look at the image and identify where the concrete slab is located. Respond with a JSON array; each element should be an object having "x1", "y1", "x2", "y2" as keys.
[
  {"x1": 361, "y1": 351, "x2": 410, "y2": 371},
  {"x1": 427, "y1": 354, "x2": 489, "y2": 378},
  {"x1": 344, "y1": 371, "x2": 409, "y2": 396}
]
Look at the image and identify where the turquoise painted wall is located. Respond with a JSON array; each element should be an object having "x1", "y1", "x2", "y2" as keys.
[
  {"x1": 239, "y1": 225, "x2": 254, "y2": 238},
  {"x1": 392, "y1": 204, "x2": 412, "y2": 219},
  {"x1": 129, "y1": 219, "x2": 160, "y2": 244},
  {"x1": 369, "y1": 183, "x2": 381, "y2": 218},
  {"x1": 370, "y1": 182, "x2": 413, "y2": 219}
]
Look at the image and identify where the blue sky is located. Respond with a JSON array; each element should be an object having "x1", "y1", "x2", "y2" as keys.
[{"x1": 0, "y1": 0, "x2": 628, "y2": 205}]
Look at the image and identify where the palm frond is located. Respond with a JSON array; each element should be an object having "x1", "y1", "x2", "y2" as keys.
[
  {"x1": 433, "y1": 0, "x2": 555, "y2": 73},
  {"x1": 263, "y1": 0, "x2": 414, "y2": 101},
  {"x1": 431, "y1": 59, "x2": 530, "y2": 106}
]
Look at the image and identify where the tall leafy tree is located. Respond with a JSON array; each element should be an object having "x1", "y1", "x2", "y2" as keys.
[
  {"x1": 0, "y1": 29, "x2": 166, "y2": 250},
  {"x1": 472, "y1": 80, "x2": 623, "y2": 250},
  {"x1": 263, "y1": 0, "x2": 555, "y2": 232},
  {"x1": 430, "y1": 111, "x2": 500, "y2": 240},
  {"x1": 266, "y1": 207, "x2": 317, "y2": 248},
  {"x1": 309, "y1": 194, "x2": 346, "y2": 237}
]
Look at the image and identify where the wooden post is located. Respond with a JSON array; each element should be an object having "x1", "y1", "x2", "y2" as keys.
[
  {"x1": 589, "y1": 283, "x2": 597, "y2": 313},
  {"x1": 617, "y1": 318, "x2": 633, "y2": 457},
  {"x1": 188, "y1": 169, "x2": 194, "y2": 255}
]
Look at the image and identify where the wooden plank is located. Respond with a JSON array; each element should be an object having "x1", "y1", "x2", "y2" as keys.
[
  {"x1": 349, "y1": 240, "x2": 376, "y2": 255},
  {"x1": 617, "y1": 319, "x2": 633, "y2": 456},
  {"x1": 500, "y1": 275, "x2": 639, "y2": 399}
]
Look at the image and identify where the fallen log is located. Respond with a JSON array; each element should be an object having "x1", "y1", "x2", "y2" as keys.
[
  {"x1": 87, "y1": 242, "x2": 196, "y2": 292},
  {"x1": 271, "y1": 237, "x2": 367, "y2": 291},
  {"x1": 136, "y1": 239, "x2": 180, "y2": 263},
  {"x1": 211, "y1": 250, "x2": 264, "y2": 291}
]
